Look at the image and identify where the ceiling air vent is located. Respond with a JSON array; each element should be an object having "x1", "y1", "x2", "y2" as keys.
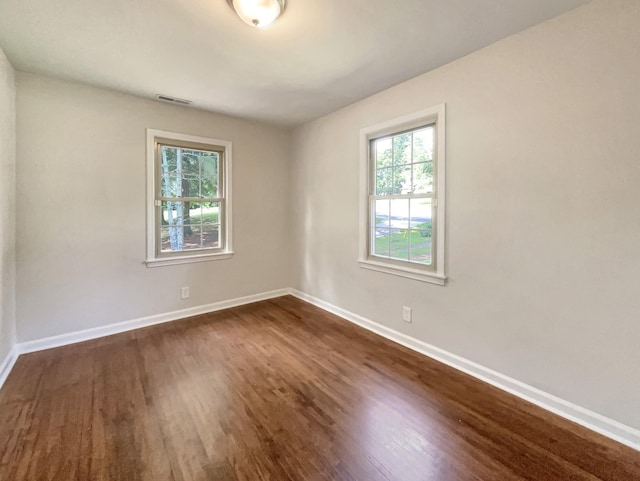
[{"x1": 155, "y1": 94, "x2": 192, "y2": 106}]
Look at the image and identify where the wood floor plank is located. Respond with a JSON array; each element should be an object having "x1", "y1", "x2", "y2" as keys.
[{"x1": 0, "y1": 296, "x2": 638, "y2": 480}]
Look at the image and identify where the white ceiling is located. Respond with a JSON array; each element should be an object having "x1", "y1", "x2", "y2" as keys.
[{"x1": 0, "y1": 0, "x2": 590, "y2": 126}]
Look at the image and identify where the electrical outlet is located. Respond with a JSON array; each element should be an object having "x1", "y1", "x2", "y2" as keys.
[
  {"x1": 181, "y1": 286, "x2": 190, "y2": 299},
  {"x1": 402, "y1": 306, "x2": 412, "y2": 323}
]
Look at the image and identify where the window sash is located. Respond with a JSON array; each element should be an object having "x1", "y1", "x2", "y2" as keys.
[
  {"x1": 156, "y1": 199, "x2": 226, "y2": 257},
  {"x1": 368, "y1": 194, "x2": 437, "y2": 270},
  {"x1": 367, "y1": 125, "x2": 438, "y2": 271},
  {"x1": 156, "y1": 142, "x2": 223, "y2": 199},
  {"x1": 369, "y1": 122, "x2": 436, "y2": 196},
  {"x1": 154, "y1": 141, "x2": 226, "y2": 258}
]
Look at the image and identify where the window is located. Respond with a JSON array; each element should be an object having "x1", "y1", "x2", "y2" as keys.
[
  {"x1": 145, "y1": 130, "x2": 233, "y2": 267},
  {"x1": 359, "y1": 105, "x2": 446, "y2": 285}
]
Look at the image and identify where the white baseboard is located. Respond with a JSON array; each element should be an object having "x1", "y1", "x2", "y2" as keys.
[
  {"x1": 289, "y1": 289, "x2": 640, "y2": 452},
  {"x1": 0, "y1": 345, "x2": 18, "y2": 390},
  {"x1": 16, "y1": 288, "x2": 291, "y2": 355}
]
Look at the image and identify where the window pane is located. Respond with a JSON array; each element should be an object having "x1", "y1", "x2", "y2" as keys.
[
  {"x1": 160, "y1": 174, "x2": 181, "y2": 197},
  {"x1": 389, "y1": 228, "x2": 409, "y2": 260},
  {"x1": 201, "y1": 225, "x2": 220, "y2": 249},
  {"x1": 161, "y1": 201, "x2": 189, "y2": 225},
  {"x1": 160, "y1": 146, "x2": 178, "y2": 173},
  {"x1": 413, "y1": 127, "x2": 434, "y2": 163},
  {"x1": 392, "y1": 164, "x2": 411, "y2": 194},
  {"x1": 410, "y1": 229, "x2": 432, "y2": 265},
  {"x1": 374, "y1": 199, "x2": 390, "y2": 227},
  {"x1": 200, "y1": 152, "x2": 219, "y2": 178},
  {"x1": 375, "y1": 138, "x2": 392, "y2": 169},
  {"x1": 373, "y1": 229, "x2": 390, "y2": 258},
  {"x1": 160, "y1": 146, "x2": 194, "y2": 175},
  {"x1": 410, "y1": 198, "x2": 433, "y2": 265},
  {"x1": 183, "y1": 225, "x2": 204, "y2": 251},
  {"x1": 200, "y1": 202, "x2": 220, "y2": 224},
  {"x1": 376, "y1": 167, "x2": 393, "y2": 195},
  {"x1": 181, "y1": 175, "x2": 199, "y2": 198},
  {"x1": 410, "y1": 198, "x2": 432, "y2": 228},
  {"x1": 392, "y1": 134, "x2": 411, "y2": 165},
  {"x1": 182, "y1": 203, "x2": 194, "y2": 225},
  {"x1": 179, "y1": 151, "x2": 201, "y2": 176},
  {"x1": 160, "y1": 225, "x2": 192, "y2": 252},
  {"x1": 390, "y1": 199, "x2": 409, "y2": 229},
  {"x1": 413, "y1": 162, "x2": 433, "y2": 194},
  {"x1": 186, "y1": 203, "x2": 203, "y2": 226},
  {"x1": 200, "y1": 177, "x2": 219, "y2": 198}
]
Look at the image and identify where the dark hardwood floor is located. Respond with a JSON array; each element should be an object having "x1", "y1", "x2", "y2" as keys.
[{"x1": 0, "y1": 296, "x2": 638, "y2": 480}]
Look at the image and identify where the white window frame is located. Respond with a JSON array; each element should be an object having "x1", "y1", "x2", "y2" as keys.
[
  {"x1": 359, "y1": 104, "x2": 446, "y2": 285},
  {"x1": 145, "y1": 129, "x2": 233, "y2": 267}
]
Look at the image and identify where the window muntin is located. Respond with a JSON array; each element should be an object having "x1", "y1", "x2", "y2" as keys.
[{"x1": 369, "y1": 125, "x2": 436, "y2": 268}]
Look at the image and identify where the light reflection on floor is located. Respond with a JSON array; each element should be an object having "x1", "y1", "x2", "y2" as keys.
[{"x1": 357, "y1": 372, "x2": 466, "y2": 481}]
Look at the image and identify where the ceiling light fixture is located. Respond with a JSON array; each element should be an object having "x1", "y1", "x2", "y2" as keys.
[{"x1": 226, "y1": 0, "x2": 286, "y2": 28}]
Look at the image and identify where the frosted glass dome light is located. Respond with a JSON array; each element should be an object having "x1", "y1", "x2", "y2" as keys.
[{"x1": 227, "y1": 0, "x2": 286, "y2": 28}]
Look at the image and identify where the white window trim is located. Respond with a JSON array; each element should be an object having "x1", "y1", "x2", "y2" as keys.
[
  {"x1": 145, "y1": 129, "x2": 233, "y2": 267},
  {"x1": 358, "y1": 104, "x2": 446, "y2": 286}
]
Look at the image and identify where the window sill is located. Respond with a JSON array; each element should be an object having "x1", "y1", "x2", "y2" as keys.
[
  {"x1": 145, "y1": 251, "x2": 234, "y2": 268},
  {"x1": 359, "y1": 259, "x2": 446, "y2": 286}
]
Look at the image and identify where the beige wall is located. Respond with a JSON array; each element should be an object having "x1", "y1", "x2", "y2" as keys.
[
  {"x1": 16, "y1": 74, "x2": 293, "y2": 342},
  {"x1": 291, "y1": 0, "x2": 640, "y2": 430},
  {"x1": 0, "y1": 48, "x2": 16, "y2": 363}
]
